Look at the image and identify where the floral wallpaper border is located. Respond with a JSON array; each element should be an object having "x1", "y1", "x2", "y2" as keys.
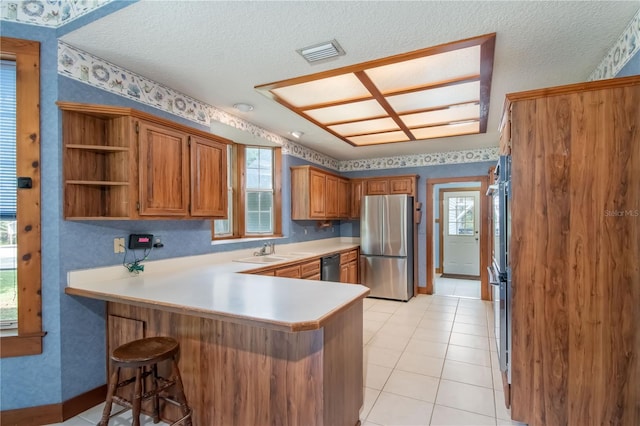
[
  {"x1": 589, "y1": 8, "x2": 640, "y2": 81},
  {"x1": 58, "y1": 40, "x2": 496, "y2": 172},
  {"x1": 0, "y1": 0, "x2": 112, "y2": 27},
  {"x1": 338, "y1": 147, "x2": 499, "y2": 172}
]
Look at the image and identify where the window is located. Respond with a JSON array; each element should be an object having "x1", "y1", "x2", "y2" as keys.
[
  {"x1": 0, "y1": 37, "x2": 43, "y2": 358},
  {"x1": 213, "y1": 145, "x2": 281, "y2": 239},
  {"x1": 448, "y1": 196, "x2": 475, "y2": 236}
]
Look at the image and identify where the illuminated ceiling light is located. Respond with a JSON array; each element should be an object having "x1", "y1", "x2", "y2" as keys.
[
  {"x1": 290, "y1": 131, "x2": 304, "y2": 139},
  {"x1": 233, "y1": 103, "x2": 254, "y2": 112}
]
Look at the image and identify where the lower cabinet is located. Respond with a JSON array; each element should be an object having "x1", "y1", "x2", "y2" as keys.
[
  {"x1": 249, "y1": 250, "x2": 358, "y2": 283},
  {"x1": 340, "y1": 249, "x2": 359, "y2": 284}
]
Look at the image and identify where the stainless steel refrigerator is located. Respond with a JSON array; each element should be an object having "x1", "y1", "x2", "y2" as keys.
[{"x1": 360, "y1": 194, "x2": 414, "y2": 301}]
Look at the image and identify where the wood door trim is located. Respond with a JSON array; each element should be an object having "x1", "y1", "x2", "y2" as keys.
[
  {"x1": 438, "y1": 187, "x2": 482, "y2": 273},
  {"x1": 426, "y1": 175, "x2": 490, "y2": 299}
]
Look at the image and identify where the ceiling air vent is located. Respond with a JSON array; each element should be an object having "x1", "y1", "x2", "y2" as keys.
[{"x1": 297, "y1": 39, "x2": 345, "y2": 64}]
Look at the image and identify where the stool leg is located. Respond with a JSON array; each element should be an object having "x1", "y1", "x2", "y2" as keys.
[
  {"x1": 170, "y1": 357, "x2": 192, "y2": 426},
  {"x1": 151, "y1": 363, "x2": 160, "y2": 423},
  {"x1": 132, "y1": 367, "x2": 143, "y2": 426},
  {"x1": 99, "y1": 366, "x2": 120, "y2": 426}
]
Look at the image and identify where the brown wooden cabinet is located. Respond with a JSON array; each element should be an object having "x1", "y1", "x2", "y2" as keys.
[
  {"x1": 291, "y1": 166, "x2": 351, "y2": 220},
  {"x1": 505, "y1": 76, "x2": 640, "y2": 426},
  {"x1": 364, "y1": 175, "x2": 417, "y2": 197},
  {"x1": 58, "y1": 102, "x2": 229, "y2": 220},
  {"x1": 350, "y1": 179, "x2": 364, "y2": 219},
  {"x1": 340, "y1": 249, "x2": 359, "y2": 284}
]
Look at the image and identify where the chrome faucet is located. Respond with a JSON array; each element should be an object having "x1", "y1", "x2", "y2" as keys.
[{"x1": 254, "y1": 242, "x2": 275, "y2": 256}]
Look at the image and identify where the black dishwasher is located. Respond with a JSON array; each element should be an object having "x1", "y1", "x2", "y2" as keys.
[{"x1": 321, "y1": 253, "x2": 341, "y2": 282}]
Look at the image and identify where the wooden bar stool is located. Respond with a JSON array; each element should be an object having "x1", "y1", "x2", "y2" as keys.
[{"x1": 99, "y1": 336, "x2": 192, "y2": 426}]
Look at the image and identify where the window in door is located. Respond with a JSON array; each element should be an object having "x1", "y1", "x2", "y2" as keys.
[{"x1": 448, "y1": 196, "x2": 475, "y2": 235}]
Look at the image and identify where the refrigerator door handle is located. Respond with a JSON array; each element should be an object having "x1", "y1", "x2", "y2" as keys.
[{"x1": 488, "y1": 266, "x2": 500, "y2": 286}]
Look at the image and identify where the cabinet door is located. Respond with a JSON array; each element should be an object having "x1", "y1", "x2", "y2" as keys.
[
  {"x1": 366, "y1": 179, "x2": 389, "y2": 195},
  {"x1": 347, "y1": 260, "x2": 358, "y2": 284},
  {"x1": 326, "y1": 175, "x2": 339, "y2": 218},
  {"x1": 389, "y1": 177, "x2": 414, "y2": 195},
  {"x1": 138, "y1": 121, "x2": 189, "y2": 216},
  {"x1": 338, "y1": 178, "x2": 351, "y2": 218},
  {"x1": 190, "y1": 135, "x2": 227, "y2": 217},
  {"x1": 309, "y1": 170, "x2": 326, "y2": 218},
  {"x1": 350, "y1": 180, "x2": 363, "y2": 219},
  {"x1": 340, "y1": 263, "x2": 349, "y2": 283},
  {"x1": 275, "y1": 264, "x2": 301, "y2": 278}
]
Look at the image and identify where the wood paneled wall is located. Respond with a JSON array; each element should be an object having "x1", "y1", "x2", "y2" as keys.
[
  {"x1": 508, "y1": 77, "x2": 640, "y2": 425},
  {"x1": 108, "y1": 301, "x2": 363, "y2": 425}
]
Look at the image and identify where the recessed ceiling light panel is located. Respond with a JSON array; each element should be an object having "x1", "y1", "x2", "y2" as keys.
[{"x1": 297, "y1": 39, "x2": 346, "y2": 64}]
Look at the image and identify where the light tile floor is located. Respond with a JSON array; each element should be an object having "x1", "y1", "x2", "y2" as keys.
[
  {"x1": 434, "y1": 275, "x2": 482, "y2": 299},
  {"x1": 58, "y1": 294, "x2": 525, "y2": 426},
  {"x1": 362, "y1": 294, "x2": 526, "y2": 426}
]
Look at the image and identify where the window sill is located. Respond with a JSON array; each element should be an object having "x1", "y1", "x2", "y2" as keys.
[
  {"x1": 211, "y1": 235, "x2": 285, "y2": 246},
  {"x1": 0, "y1": 332, "x2": 45, "y2": 358}
]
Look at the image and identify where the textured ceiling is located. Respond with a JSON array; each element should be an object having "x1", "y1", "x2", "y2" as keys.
[{"x1": 60, "y1": 1, "x2": 639, "y2": 161}]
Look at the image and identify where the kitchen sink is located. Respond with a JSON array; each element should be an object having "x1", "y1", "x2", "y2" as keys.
[{"x1": 233, "y1": 254, "x2": 299, "y2": 264}]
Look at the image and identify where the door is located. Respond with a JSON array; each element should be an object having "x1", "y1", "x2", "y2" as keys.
[
  {"x1": 382, "y1": 195, "x2": 409, "y2": 257},
  {"x1": 360, "y1": 196, "x2": 384, "y2": 256},
  {"x1": 443, "y1": 191, "x2": 480, "y2": 275},
  {"x1": 360, "y1": 255, "x2": 410, "y2": 300},
  {"x1": 138, "y1": 120, "x2": 189, "y2": 216}
]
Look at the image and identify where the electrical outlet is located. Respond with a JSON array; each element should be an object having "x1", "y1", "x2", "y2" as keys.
[{"x1": 113, "y1": 237, "x2": 125, "y2": 254}]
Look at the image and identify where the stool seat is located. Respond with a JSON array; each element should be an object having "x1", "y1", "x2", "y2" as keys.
[
  {"x1": 112, "y1": 336, "x2": 179, "y2": 367},
  {"x1": 100, "y1": 336, "x2": 192, "y2": 426}
]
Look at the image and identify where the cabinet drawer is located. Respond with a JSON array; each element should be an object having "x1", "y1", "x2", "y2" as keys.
[
  {"x1": 275, "y1": 264, "x2": 301, "y2": 278},
  {"x1": 306, "y1": 272, "x2": 321, "y2": 281},
  {"x1": 300, "y1": 259, "x2": 321, "y2": 278},
  {"x1": 340, "y1": 249, "x2": 358, "y2": 264}
]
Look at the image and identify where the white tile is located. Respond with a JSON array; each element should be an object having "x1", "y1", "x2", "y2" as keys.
[
  {"x1": 429, "y1": 296, "x2": 459, "y2": 306},
  {"x1": 412, "y1": 328, "x2": 451, "y2": 344},
  {"x1": 454, "y1": 313, "x2": 486, "y2": 325},
  {"x1": 387, "y1": 311, "x2": 424, "y2": 327},
  {"x1": 435, "y1": 379, "x2": 496, "y2": 417},
  {"x1": 445, "y1": 344, "x2": 492, "y2": 367},
  {"x1": 383, "y1": 369, "x2": 439, "y2": 403},
  {"x1": 368, "y1": 331, "x2": 410, "y2": 351},
  {"x1": 494, "y1": 390, "x2": 512, "y2": 420},
  {"x1": 76, "y1": 402, "x2": 107, "y2": 423},
  {"x1": 367, "y1": 346, "x2": 403, "y2": 368},
  {"x1": 456, "y1": 306, "x2": 488, "y2": 316},
  {"x1": 430, "y1": 404, "x2": 497, "y2": 425},
  {"x1": 422, "y1": 311, "x2": 456, "y2": 322},
  {"x1": 52, "y1": 418, "x2": 93, "y2": 426},
  {"x1": 449, "y1": 332, "x2": 490, "y2": 350},
  {"x1": 364, "y1": 319, "x2": 386, "y2": 333},
  {"x1": 363, "y1": 329, "x2": 375, "y2": 345},
  {"x1": 396, "y1": 351, "x2": 445, "y2": 378},
  {"x1": 369, "y1": 300, "x2": 402, "y2": 314},
  {"x1": 379, "y1": 322, "x2": 417, "y2": 338},
  {"x1": 452, "y1": 322, "x2": 489, "y2": 337},
  {"x1": 417, "y1": 318, "x2": 453, "y2": 331},
  {"x1": 361, "y1": 386, "x2": 381, "y2": 420},
  {"x1": 362, "y1": 422, "x2": 383, "y2": 426},
  {"x1": 365, "y1": 363, "x2": 393, "y2": 390},
  {"x1": 492, "y1": 367, "x2": 505, "y2": 390},
  {"x1": 441, "y1": 360, "x2": 493, "y2": 388},
  {"x1": 367, "y1": 391, "x2": 433, "y2": 426},
  {"x1": 428, "y1": 305, "x2": 458, "y2": 313},
  {"x1": 404, "y1": 338, "x2": 448, "y2": 359},
  {"x1": 365, "y1": 311, "x2": 392, "y2": 323}
]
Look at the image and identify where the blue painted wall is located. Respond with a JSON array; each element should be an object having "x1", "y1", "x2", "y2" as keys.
[{"x1": 616, "y1": 49, "x2": 640, "y2": 77}]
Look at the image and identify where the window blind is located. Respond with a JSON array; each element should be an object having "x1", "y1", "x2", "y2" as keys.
[{"x1": 0, "y1": 60, "x2": 16, "y2": 219}]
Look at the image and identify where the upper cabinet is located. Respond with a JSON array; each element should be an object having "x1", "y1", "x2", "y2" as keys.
[
  {"x1": 290, "y1": 166, "x2": 350, "y2": 220},
  {"x1": 59, "y1": 102, "x2": 228, "y2": 220},
  {"x1": 364, "y1": 175, "x2": 418, "y2": 197}
]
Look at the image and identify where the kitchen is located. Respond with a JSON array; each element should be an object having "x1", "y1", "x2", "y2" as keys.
[{"x1": 1, "y1": 1, "x2": 639, "y2": 425}]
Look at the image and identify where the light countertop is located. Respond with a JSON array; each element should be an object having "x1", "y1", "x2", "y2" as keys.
[{"x1": 66, "y1": 238, "x2": 369, "y2": 331}]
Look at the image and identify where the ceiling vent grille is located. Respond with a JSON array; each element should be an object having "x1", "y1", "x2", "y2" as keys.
[{"x1": 297, "y1": 39, "x2": 345, "y2": 64}]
